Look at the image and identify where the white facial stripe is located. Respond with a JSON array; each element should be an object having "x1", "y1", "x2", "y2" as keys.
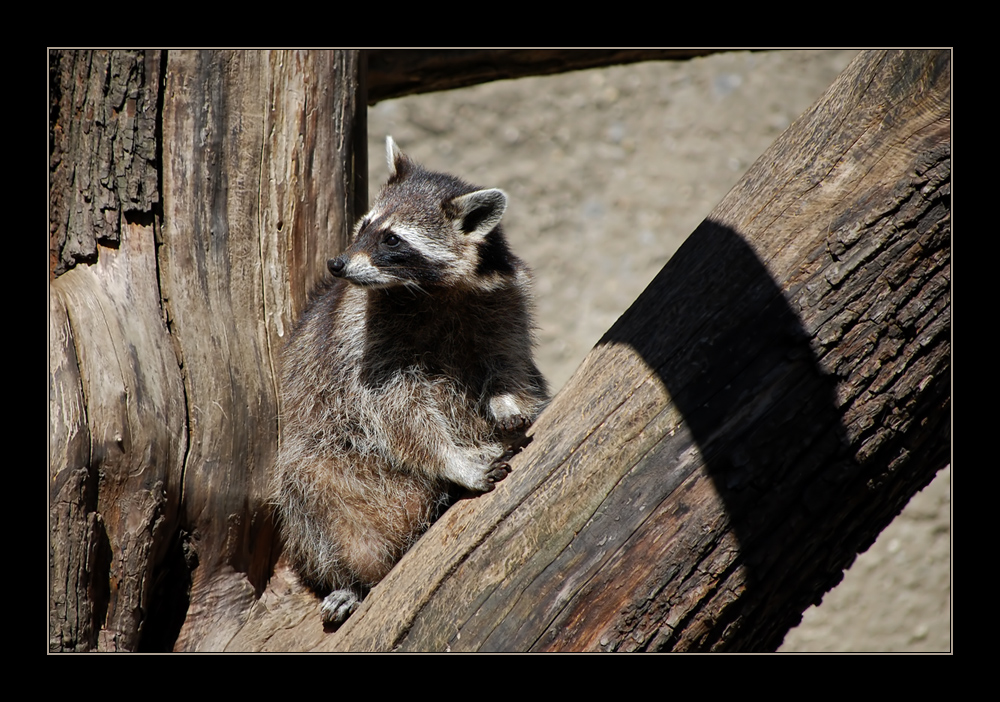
[
  {"x1": 342, "y1": 253, "x2": 395, "y2": 286},
  {"x1": 355, "y1": 203, "x2": 392, "y2": 239},
  {"x1": 390, "y1": 223, "x2": 457, "y2": 267}
]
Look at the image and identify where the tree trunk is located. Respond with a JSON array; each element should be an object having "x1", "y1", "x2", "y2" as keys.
[
  {"x1": 50, "y1": 49, "x2": 949, "y2": 653},
  {"x1": 49, "y1": 49, "x2": 367, "y2": 651}
]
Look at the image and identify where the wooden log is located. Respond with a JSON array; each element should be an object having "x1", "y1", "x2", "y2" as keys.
[
  {"x1": 49, "y1": 50, "x2": 185, "y2": 652},
  {"x1": 232, "y1": 48, "x2": 949, "y2": 653},
  {"x1": 160, "y1": 50, "x2": 366, "y2": 652},
  {"x1": 49, "y1": 214, "x2": 187, "y2": 652},
  {"x1": 366, "y1": 49, "x2": 731, "y2": 104}
]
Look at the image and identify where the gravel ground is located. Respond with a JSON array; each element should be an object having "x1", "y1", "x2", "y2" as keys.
[{"x1": 366, "y1": 49, "x2": 950, "y2": 652}]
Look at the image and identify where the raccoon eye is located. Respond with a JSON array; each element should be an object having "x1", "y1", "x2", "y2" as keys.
[{"x1": 384, "y1": 233, "x2": 401, "y2": 247}]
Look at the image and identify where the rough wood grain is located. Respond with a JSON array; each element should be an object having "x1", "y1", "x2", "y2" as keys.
[
  {"x1": 49, "y1": 50, "x2": 160, "y2": 277},
  {"x1": 49, "y1": 216, "x2": 186, "y2": 651},
  {"x1": 160, "y1": 50, "x2": 366, "y2": 651}
]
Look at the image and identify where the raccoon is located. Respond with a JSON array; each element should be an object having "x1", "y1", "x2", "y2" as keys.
[{"x1": 274, "y1": 137, "x2": 549, "y2": 625}]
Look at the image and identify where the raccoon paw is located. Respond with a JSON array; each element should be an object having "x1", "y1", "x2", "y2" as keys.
[
  {"x1": 456, "y1": 459, "x2": 512, "y2": 493},
  {"x1": 497, "y1": 413, "x2": 530, "y2": 435},
  {"x1": 444, "y1": 448, "x2": 511, "y2": 493},
  {"x1": 321, "y1": 589, "x2": 361, "y2": 626},
  {"x1": 483, "y1": 461, "x2": 512, "y2": 490},
  {"x1": 490, "y1": 394, "x2": 532, "y2": 435}
]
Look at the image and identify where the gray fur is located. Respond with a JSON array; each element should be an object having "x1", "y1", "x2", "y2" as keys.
[{"x1": 274, "y1": 137, "x2": 549, "y2": 626}]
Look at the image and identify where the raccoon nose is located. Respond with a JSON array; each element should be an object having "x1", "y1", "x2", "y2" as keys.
[{"x1": 328, "y1": 257, "x2": 346, "y2": 276}]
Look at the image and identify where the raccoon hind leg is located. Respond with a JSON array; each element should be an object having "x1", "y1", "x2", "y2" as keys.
[{"x1": 320, "y1": 463, "x2": 447, "y2": 602}]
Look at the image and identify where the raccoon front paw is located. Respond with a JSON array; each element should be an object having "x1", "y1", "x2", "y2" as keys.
[
  {"x1": 321, "y1": 589, "x2": 361, "y2": 626},
  {"x1": 497, "y1": 413, "x2": 530, "y2": 435},
  {"x1": 452, "y1": 458, "x2": 512, "y2": 493},
  {"x1": 490, "y1": 394, "x2": 532, "y2": 435},
  {"x1": 483, "y1": 460, "x2": 512, "y2": 490}
]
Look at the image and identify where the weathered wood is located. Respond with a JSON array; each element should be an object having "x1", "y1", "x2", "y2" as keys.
[
  {"x1": 230, "y1": 49, "x2": 949, "y2": 652},
  {"x1": 49, "y1": 49, "x2": 184, "y2": 653},
  {"x1": 49, "y1": 50, "x2": 367, "y2": 652},
  {"x1": 366, "y1": 49, "x2": 734, "y2": 104},
  {"x1": 49, "y1": 50, "x2": 160, "y2": 277},
  {"x1": 50, "y1": 216, "x2": 186, "y2": 652},
  {"x1": 159, "y1": 50, "x2": 366, "y2": 652}
]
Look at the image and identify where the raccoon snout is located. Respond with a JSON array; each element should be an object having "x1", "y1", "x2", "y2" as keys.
[{"x1": 328, "y1": 257, "x2": 347, "y2": 277}]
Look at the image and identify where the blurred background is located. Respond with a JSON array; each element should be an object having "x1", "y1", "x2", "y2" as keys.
[{"x1": 367, "y1": 49, "x2": 950, "y2": 652}]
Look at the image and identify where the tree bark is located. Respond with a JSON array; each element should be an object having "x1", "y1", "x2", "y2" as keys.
[
  {"x1": 229, "y1": 49, "x2": 950, "y2": 652},
  {"x1": 49, "y1": 50, "x2": 161, "y2": 278},
  {"x1": 49, "y1": 49, "x2": 182, "y2": 653}
]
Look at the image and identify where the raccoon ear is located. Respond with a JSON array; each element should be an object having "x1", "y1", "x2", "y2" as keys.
[
  {"x1": 386, "y1": 136, "x2": 411, "y2": 181},
  {"x1": 448, "y1": 188, "x2": 508, "y2": 238}
]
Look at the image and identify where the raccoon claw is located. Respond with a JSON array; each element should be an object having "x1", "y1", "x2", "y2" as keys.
[
  {"x1": 321, "y1": 589, "x2": 360, "y2": 626},
  {"x1": 484, "y1": 462, "x2": 512, "y2": 488},
  {"x1": 497, "y1": 414, "x2": 530, "y2": 435}
]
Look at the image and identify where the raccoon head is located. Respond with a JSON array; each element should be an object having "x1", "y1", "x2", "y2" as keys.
[{"x1": 327, "y1": 137, "x2": 517, "y2": 291}]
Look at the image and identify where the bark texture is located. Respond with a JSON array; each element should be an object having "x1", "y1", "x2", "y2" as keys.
[
  {"x1": 49, "y1": 50, "x2": 180, "y2": 653},
  {"x1": 49, "y1": 50, "x2": 160, "y2": 278}
]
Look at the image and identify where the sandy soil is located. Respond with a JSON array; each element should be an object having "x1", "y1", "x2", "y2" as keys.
[{"x1": 366, "y1": 49, "x2": 950, "y2": 652}]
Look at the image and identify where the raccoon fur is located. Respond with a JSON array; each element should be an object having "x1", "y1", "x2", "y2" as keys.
[{"x1": 274, "y1": 137, "x2": 549, "y2": 625}]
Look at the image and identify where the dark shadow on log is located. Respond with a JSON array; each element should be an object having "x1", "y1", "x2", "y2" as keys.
[
  {"x1": 138, "y1": 527, "x2": 195, "y2": 651},
  {"x1": 524, "y1": 176, "x2": 951, "y2": 650},
  {"x1": 580, "y1": 219, "x2": 948, "y2": 650},
  {"x1": 475, "y1": 50, "x2": 951, "y2": 653}
]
